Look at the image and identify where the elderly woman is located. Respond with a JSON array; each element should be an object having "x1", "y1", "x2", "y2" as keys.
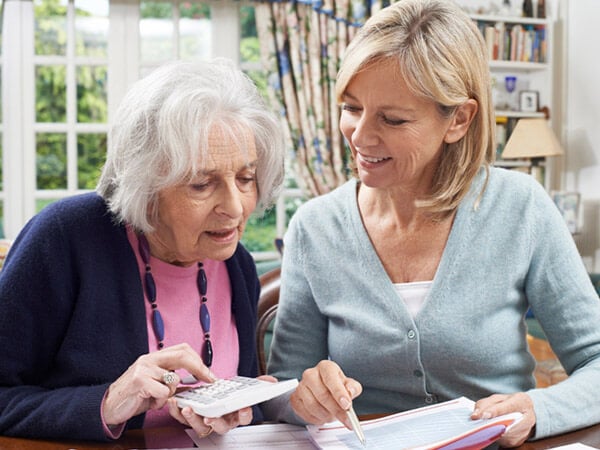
[
  {"x1": 265, "y1": 0, "x2": 600, "y2": 447},
  {"x1": 0, "y1": 59, "x2": 284, "y2": 441}
]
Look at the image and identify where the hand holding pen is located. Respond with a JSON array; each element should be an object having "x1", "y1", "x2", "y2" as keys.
[{"x1": 289, "y1": 360, "x2": 365, "y2": 445}]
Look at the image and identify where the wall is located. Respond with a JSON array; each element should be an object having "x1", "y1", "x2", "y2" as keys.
[{"x1": 562, "y1": 0, "x2": 600, "y2": 272}]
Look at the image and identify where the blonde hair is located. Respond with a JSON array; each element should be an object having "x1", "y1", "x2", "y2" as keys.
[
  {"x1": 97, "y1": 59, "x2": 285, "y2": 232},
  {"x1": 337, "y1": 0, "x2": 495, "y2": 219}
]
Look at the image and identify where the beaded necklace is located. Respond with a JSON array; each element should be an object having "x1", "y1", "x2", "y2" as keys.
[{"x1": 137, "y1": 234, "x2": 213, "y2": 367}]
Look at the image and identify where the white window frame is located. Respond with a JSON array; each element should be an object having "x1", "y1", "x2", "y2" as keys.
[
  {"x1": 2, "y1": 0, "x2": 110, "y2": 238},
  {"x1": 2, "y1": 0, "x2": 292, "y2": 262},
  {"x1": 2, "y1": 0, "x2": 36, "y2": 239}
]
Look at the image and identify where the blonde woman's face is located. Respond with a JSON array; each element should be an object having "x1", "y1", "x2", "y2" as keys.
[
  {"x1": 149, "y1": 127, "x2": 258, "y2": 266},
  {"x1": 339, "y1": 61, "x2": 458, "y2": 194}
]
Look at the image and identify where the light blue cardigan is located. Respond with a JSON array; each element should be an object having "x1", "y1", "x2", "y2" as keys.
[{"x1": 265, "y1": 167, "x2": 600, "y2": 440}]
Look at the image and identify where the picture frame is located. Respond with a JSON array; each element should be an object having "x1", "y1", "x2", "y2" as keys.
[
  {"x1": 551, "y1": 191, "x2": 581, "y2": 234},
  {"x1": 519, "y1": 90, "x2": 539, "y2": 112}
]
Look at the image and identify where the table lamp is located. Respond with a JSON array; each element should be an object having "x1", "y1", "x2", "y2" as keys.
[{"x1": 501, "y1": 118, "x2": 564, "y2": 183}]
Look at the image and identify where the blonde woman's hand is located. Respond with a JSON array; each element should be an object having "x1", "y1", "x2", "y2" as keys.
[
  {"x1": 472, "y1": 392, "x2": 536, "y2": 448},
  {"x1": 290, "y1": 360, "x2": 362, "y2": 429}
]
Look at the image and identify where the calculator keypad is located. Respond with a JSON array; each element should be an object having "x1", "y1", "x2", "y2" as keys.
[{"x1": 179, "y1": 377, "x2": 261, "y2": 404}]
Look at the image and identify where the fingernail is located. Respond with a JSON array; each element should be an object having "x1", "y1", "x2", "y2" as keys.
[
  {"x1": 183, "y1": 408, "x2": 194, "y2": 418},
  {"x1": 181, "y1": 374, "x2": 197, "y2": 384},
  {"x1": 340, "y1": 397, "x2": 350, "y2": 410},
  {"x1": 481, "y1": 411, "x2": 492, "y2": 419}
]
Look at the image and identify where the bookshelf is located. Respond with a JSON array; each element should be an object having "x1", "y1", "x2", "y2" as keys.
[{"x1": 470, "y1": 13, "x2": 555, "y2": 187}]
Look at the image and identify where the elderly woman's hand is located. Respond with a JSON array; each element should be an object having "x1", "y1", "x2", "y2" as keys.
[
  {"x1": 471, "y1": 392, "x2": 536, "y2": 448},
  {"x1": 101, "y1": 343, "x2": 213, "y2": 426},
  {"x1": 167, "y1": 402, "x2": 253, "y2": 438},
  {"x1": 167, "y1": 374, "x2": 278, "y2": 438},
  {"x1": 290, "y1": 360, "x2": 362, "y2": 428}
]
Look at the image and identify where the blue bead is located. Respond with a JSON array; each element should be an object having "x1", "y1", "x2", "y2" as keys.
[
  {"x1": 197, "y1": 268, "x2": 207, "y2": 296},
  {"x1": 152, "y1": 309, "x2": 164, "y2": 341},
  {"x1": 138, "y1": 234, "x2": 151, "y2": 263},
  {"x1": 144, "y1": 272, "x2": 156, "y2": 302},
  {"x1": 200, "y1": 303, "x2": 210, "y2": 332},
  {"x1": 203, "y1": 339, "x2": 213, "y2": 367}
]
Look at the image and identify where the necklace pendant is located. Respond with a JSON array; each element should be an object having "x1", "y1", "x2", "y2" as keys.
[
  {"x1": 202, "y1": 339, "x2": 213, "y2": 367},
  {"x1": 144, "y1": 271, "x2": 156, "y2": 302},
  {"x1": 197, "y1": 266, "x2": 207, "y2": 296},
  {"x1": 152, "y1": 309, "x2": 165, "y2": 342},
  {"x1": 200, "y1": 302, "x2": 211, "y2": 331}
]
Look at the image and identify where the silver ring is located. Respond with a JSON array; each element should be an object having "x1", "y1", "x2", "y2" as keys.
[{"x1": 162, "y1": 371, "x2": 178, "y2": 386}]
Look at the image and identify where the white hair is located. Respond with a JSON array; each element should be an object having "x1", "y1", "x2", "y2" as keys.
[{"x1": 97, "y1": 58, "x2": 285, "y2": 232}]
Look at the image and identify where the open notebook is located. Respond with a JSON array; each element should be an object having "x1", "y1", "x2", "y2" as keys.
[
  {"x1": 307, "y1": 397, "x2": 523, "y2": 450},
  {"x1": 189, "y1": 396, "x2": 522, "y2": 450}
]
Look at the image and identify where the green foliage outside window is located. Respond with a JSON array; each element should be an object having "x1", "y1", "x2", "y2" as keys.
[
  {"x1": 35, "y1": 65, "x2": 67, "y2": 123},
  {"x1": 78, "y1": 134, "x2": 107, "y2": 189},
  {"x1": 77, "y1": 66, "x2": 107, "y2": 123},
  {"x1": 36, "y1": 133, "x2": 67, "y2": 189},
  {"x1": 34, "y1": 0, "x2": 67, "y2": 56},
  {"x1": 242, "y1": 208, "x2": 277, "y2": 252}
]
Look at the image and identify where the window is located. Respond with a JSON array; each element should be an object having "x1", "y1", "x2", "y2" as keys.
[
  {"x1": 1, "y1": 0, "x2": 295, "y2": 260},
  {"x1": 33, "y1": 0, "x2": 109, "y2": 212}
]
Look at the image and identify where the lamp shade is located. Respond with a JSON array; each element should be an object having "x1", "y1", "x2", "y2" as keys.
[{"x1": 501, "y1": 118, "x2": 564, "y2": 159}]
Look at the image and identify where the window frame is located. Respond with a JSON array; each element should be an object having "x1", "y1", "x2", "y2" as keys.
[{"x1": 1, "y1": 0, "x2": 292, "y2": 261}]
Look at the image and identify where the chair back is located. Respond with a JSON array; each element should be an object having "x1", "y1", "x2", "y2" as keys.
[
  {"x1": 257, "y1": 267, "x2": 281, "y2": 375},
  {"x1": 590, "y1": 273, "x2": 600, "y2": 297}
]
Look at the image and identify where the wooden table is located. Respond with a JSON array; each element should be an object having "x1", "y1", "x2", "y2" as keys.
[
  {"x1": 0, "y1": 426, "x2": 193, "y2": 449},
  {"x1": 0, "y1": 337, "x2": 582, "y2": 449},
  {"x1": 1, "y1": 423, "x2": 600, "y2": 449}
]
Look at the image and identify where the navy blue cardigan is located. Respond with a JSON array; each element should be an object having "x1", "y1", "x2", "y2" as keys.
[{"x1": 0, "y1": 193, "x2": 261, "y2": 440}]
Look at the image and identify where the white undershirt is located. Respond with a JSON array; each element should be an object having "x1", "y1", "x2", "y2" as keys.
[{"x1": 393, "y1": 281, "x2": 433, "y2": 318}]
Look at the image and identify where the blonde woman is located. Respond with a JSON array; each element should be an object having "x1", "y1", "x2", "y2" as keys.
[{"x1": 265, "y1": 0, "x2": 600, "y2": 447}]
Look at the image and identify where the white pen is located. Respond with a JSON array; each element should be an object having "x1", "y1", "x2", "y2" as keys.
[{"x1": 346, "y1": 405, "x2": 366, "y2": 446}]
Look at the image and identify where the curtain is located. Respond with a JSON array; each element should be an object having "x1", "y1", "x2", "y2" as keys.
[{"x1": 255, "y1": 0, "x2": 386, "y2": 198}]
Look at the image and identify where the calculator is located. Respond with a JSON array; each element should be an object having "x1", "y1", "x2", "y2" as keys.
[{"x1": 174, "y1": 376, "x2": 298, "y2": 418}]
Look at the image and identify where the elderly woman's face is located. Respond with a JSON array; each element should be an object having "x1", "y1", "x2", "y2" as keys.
[{"x1": 151, "y1": 128, "x2": 258, "y2": 266}]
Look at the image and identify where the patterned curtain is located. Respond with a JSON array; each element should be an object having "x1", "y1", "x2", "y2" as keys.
[{"x1": 254, "y1": 0, "x2": 387, "y2": 197}]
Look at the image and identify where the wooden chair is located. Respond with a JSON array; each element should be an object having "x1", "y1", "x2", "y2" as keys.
[{"x1": 257, "y1": 267, "x2": 281, "y2": 375}]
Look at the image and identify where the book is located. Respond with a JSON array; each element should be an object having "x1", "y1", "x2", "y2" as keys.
[{"x1": 306, "y1": 397, "x2": 523, "y2": 450}]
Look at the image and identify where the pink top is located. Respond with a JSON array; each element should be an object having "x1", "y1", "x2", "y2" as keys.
[{"x1": 125, "y1": 228, "x2": 240, "y2": 428}]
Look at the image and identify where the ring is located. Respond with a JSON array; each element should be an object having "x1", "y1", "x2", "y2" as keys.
[
  {"x1": 162, "y1": 371, "x2": 178, "y2": 386},
  {"x1": 198, "y1": 426, "x2": 213, "y2": 438}
]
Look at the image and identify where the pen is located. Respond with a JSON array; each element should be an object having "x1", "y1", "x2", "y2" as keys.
[{"x1": 346, "y1": 405, "x2": 366, "y2": 447}]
